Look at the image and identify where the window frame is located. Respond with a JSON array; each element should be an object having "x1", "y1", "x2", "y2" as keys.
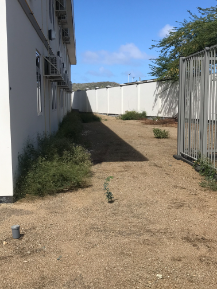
[{"x1": 36, "y1": 51, "x2": 42, "y2": 115}]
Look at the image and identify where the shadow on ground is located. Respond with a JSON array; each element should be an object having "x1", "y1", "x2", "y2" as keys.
[
  {"x1": 72, "y1": 91, "x2": 148, "y2": 164},
  {"x1": 81, "y1": 117, "x2": 148, "y2": 164}
]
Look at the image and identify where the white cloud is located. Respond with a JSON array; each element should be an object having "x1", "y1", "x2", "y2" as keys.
[
  {"x1": 159, "y1": 24, "x2": 174, "y2": 38},
  {"x1": 87, "y1": 67, "x2": 114, "y2": 78},
  {"x1": 82, "y1": 43, "x2": 150, "y2": 65}
]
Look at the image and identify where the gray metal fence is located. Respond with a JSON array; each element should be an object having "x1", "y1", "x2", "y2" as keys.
[{"x1": 178, "y1": 45, "x2": 217, "y2": 167}]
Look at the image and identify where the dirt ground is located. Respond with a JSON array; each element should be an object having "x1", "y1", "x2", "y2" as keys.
[{"x1": 1, "y1": 115, "x2": 217, "y2": 289}]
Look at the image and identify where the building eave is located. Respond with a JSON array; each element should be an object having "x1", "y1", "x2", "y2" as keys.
[{"x1": 66, "y1": 0, "x2": 76, "y2": 65}]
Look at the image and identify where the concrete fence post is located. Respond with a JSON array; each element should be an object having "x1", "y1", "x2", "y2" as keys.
[
  {"x1": 137, "y1": 82, "x2": 141, "y2": 112},
  {"x1": 85, "y1": 88, "x2": 89, "y2": 112},
  {"x1": 106, "y1": 86, "x2": 111, "y2": 115},
  {"x1": 95, "y1": 87, "x2": 99, "y2": 113}
]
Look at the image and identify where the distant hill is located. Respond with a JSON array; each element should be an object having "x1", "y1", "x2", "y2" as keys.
[{"x1": 72, "y1": 81, "x2": 120, "y2": 91}]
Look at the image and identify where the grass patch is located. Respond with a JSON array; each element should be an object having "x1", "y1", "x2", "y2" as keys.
[
  {"x1": 153, "y1": 128, "x2": 169, "y2": 138},
  {"x1": 79, "y1": 112, "x2": 101, "y2": 123},
  {"x1": 14, "y1": 111, "x2": 91, "y2": 200},
  {"x1": 119, "y1": 110, "x2": 147, "y2": 120}
]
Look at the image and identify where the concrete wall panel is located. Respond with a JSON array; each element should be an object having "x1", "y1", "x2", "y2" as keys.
[{"x1": 109, "y1": 87, "x2": 121, "y2": 114}]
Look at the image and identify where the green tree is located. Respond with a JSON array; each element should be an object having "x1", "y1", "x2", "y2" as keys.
[{"x1": 149, "y1": 4, "x2": 217, "y2": 81}]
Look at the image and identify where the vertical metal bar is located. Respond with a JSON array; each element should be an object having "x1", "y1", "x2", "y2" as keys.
[
  {"x1": 208, "y1": 49, "x2": 212, "y2": 162},
  {"x1": 188, "y1": 58, "x2": 192, "y2": 157},
  {"x1": 211, "y1": 49, "x2": 214, "y2": 163},
  {"x1": 214, "y1": 49, "x2": 217, "y2": 168},
  {"x1": 197, "y1": 56, "x2": 200, "y2": 157},
  {"x1": 178, "y1": 57, "x2": 186, "y2": 155},
  {"x1": 178, "y1": 57, "x2": 183, "y2": 155},
  {"x1": 199, "y1": 53, "x2": 204, "y2": 155},
  {"x1": 184, "y1": 61, "x2": 187, "y2": 155},
  {"x1": 192, "y1": 58, "x2": 196, "y2": 159},
  {"x1": 203, "y1": 48, "x2": 210, "y2": 157},
  {"x1": 184, "y1": 61, "x2": 188, "y2": 155},
  {"x1": 194, "y1": 56, "x2": 198, "y2": 158},
  {"x1": 195, "y1": 57, "x2": 199, "y2": 158}
]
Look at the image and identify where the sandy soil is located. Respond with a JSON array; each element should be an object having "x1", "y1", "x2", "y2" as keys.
[{"x1": 1, "y1": 115, "x2": 217, "y2": 289}]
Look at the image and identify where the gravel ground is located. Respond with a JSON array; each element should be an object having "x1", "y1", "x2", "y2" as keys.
[{"x1": 1, "y1": 115, "x2": 217, "y2": 289}]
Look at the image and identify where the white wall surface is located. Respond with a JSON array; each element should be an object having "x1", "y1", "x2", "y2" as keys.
[
  {"x1": 109, "y1": 87, "x2": 121, "y2": 115},
  {"x1": 0, "y1": 0, "x2": 13, "y2": 197},
  {"x1": 72, "y1": 81, "x2": 179, "y2": 117}
]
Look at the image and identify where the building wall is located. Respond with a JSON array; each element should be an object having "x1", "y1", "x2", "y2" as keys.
[
  {"x1": 72, "y1": 81, "x2": 179, "y2": 117},
  {"x1": 0, "y1": 0, "x2": 14, "y2": 199},
  {"x1": 2, "y1": 0, "x2": 72, "y2": 198}
]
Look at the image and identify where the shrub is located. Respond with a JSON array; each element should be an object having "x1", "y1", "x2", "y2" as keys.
[
  {"x1": 120, "y1": 110, "x2": 147, "y2": 120},
  {"x1": 79, "y1": 112, "x2": 101, "y2": 123},
  {"x1": 153, "y1": 128, "x2": 169, "y2": 138},
  {"x1": 193, "y1": 154, "x2": 217, "y2": 190},
  {"x1": 14, "y1": 111, "x2": 91, "y2": 200}
]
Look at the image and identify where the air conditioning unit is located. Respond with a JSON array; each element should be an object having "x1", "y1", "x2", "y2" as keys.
[
  {"x1": 44, "y1": 56, "x2": 63, "y2": 80},
  {"x1": 58, "y1": 14, "x2": 67, "y2": 25},
  {"x1": 57, "y1": 81, "x2": 68, "y2": 89},
  {"x1": 56, "y1": 0, "x2": 66, "y2": 15},
  {"x1": 48, "y1": 29, "x2": 56, "y2": 40},
  {"x1": 62, "y1": 28, "x2": 70, "y2": 44}
]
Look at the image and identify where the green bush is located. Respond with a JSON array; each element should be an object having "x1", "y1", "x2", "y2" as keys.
[
  {"x1": 79, "y1": 112, "x2": 101, "y2": 123},
  {"x1": 153, "y1": 128, "x2": 169, "y2": 138},
  {"x1": 14, "y1": 111, "x2": 91, "y2": 200},
  {"x1": 120, "y1": 110, "x2": 147, "y2": 120}
]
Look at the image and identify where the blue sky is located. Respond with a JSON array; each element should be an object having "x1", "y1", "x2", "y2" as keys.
[{"x1": 72, "y1": 0, "x2": 217, "y2": 84}]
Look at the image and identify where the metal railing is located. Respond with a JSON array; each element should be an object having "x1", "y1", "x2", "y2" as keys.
[{"x1": 178, "y1": 45, "x2": 217, "y2": 168}]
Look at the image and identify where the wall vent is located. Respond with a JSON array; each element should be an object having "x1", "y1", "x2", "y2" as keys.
[
  {"x1": 48, "y1": 29, "x2": 56, "y2": 40},
  {"x1": 57, "y1": 51, "x2": 62, "y2": 58}
]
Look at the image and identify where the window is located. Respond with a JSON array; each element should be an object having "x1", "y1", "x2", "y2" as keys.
[
  {"x1": 51, "y1": 82, "x2": 57, "y2": 110},
  {"x1": 36, "y1": 51, "x2": 42, "y2": 114}
]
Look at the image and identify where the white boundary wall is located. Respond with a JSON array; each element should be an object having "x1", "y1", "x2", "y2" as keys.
[{"x1": 72, "y1": 81, "x2": 179, "y2": 117}]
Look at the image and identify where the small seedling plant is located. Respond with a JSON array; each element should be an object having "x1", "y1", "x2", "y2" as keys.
[{"x1": 103, "y1": 176, "x2": 114, "y2": 202}]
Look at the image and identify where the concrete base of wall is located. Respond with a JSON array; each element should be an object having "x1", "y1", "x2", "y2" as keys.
[{"x1": 0, "y1": 196, "x2": 14, "y2": 203}]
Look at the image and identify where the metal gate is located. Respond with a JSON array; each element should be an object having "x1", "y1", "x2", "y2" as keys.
[{"x1": 178, "y1": 45, "x2": 217, "y2": 168}]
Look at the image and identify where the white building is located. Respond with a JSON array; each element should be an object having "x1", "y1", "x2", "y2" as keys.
[{"x1": 0, "y1": 0, "x2": 76, "y2": 202}]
